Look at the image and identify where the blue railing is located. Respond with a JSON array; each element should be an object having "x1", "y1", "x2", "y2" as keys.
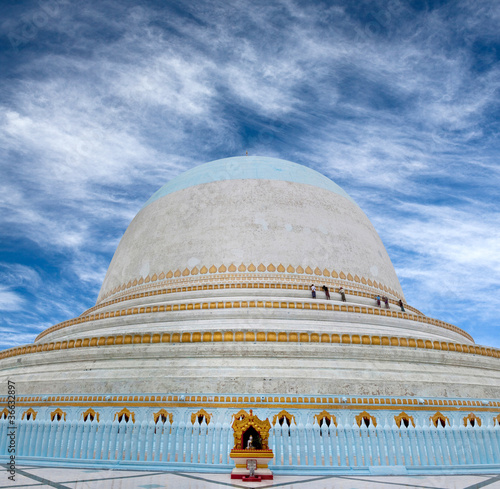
[
  {"x1": 269, "y1": 420, "x2": 500, "y2": 469},
  {"x1": 1, "y1": 417, "x2": 499, "y2": 474}
]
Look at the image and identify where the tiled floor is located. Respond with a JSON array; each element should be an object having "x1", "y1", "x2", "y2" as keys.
[{"x1": 1, "y1": 467, "x2": 500, "y2": 489}]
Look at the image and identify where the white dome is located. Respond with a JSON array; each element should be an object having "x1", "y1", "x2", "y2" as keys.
[{"x1": 98, "y1": 156, "x2": 404, "y2": 304}]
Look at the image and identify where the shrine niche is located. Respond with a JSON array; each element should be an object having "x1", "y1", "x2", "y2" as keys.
[
  {"x1": 232, "y1": 409, "x2": 270, "y2": 450},
  {"x1": 229, "y1": 409, "x2": 274, "y2": 481},
  {"x1": 50, "y1": 408, "x2": 67, "y2": 422},
  {"x1": 22, "y1": 408, "x2": 37, "y2": 421},
  {"x1": 314, "y1": 410, "x2": 337, "y2": 428},
  {"x1": 463, "y1": 413, "x2": 481, "y2": 427},
  {"x1": 82, "y1": 408, "x2": 99, "y2": 423},
  {"x1": 394, "y1": 411, "x2": 415, "y2": 428},
  {"x1": 154, "y1": 409, "x2": 173, "y2": 424},
  {"x1": 355, "y1": 410, "x2": 377, "y2": 428},
  {"x1": 231, "y1": 409, "x2": 249, "y2": 423},
  {"x1": 430, "y1": 411, "x2": 449, "y2": 428},
  {"x1": 114, "y1": 407, "x2": 135, "y2": 423},
  {"x1": 272, "y1": 409, "x2": 296, "y2": 427},
  {"x1": 191, "y1": 408, "x2": 211, "y2": 425}
]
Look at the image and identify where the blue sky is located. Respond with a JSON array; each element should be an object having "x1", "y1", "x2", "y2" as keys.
[{"x1": 0, "y1": 0, "x2": 498, "y2": 351}]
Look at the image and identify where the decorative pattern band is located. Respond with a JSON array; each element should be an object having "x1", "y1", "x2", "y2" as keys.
[
  {"x1": 1, "y1": 393, "x2": 498, "y2": 410},
  {"x1": 98, "y1": 264, "x2": 403, "y2": 303},
  {"x1": 3, "y1": 330, "x2": 497, "y2": 363}
]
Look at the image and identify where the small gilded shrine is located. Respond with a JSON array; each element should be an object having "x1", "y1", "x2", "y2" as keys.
[{"x1": 230, "y1": 410, "x2": 274, "y2": 480}]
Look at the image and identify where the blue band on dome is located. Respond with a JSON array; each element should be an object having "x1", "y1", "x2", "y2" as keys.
[{"x1": 142, "y1": 156, "x2": 355, "y2": 209}]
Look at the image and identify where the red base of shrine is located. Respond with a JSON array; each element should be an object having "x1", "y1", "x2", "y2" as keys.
[
  {"x1": 231, "y1": 474, "x2": 273, "y2": 480},
  {"x1": 243, "y1": 475, "x2": 261, "y2": 482}
]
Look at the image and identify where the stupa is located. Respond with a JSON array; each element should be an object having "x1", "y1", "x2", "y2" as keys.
[{"x1": 0, "y1": 156, "x2": 499, "y2": 473}]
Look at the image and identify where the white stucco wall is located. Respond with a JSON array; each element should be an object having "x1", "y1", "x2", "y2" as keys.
[{"x1": 2, "y1": 343, "x2": 499, "y2": 399}]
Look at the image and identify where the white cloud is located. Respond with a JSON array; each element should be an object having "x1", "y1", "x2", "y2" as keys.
[
  {"x1": 0, "y1": 287, "x2": 25, "y2": 312},
  {"x1": 0, "y1": 263, "x2": 41, "y2": 289}
]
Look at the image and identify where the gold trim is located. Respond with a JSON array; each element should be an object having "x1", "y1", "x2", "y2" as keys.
[
  {"x1": 1, "y1": 408, "x2": 8, "y2": 419},
  {"x1": 355, "y1": 411, "x2": 377, "y2": 427},
  {"x1": 2, "y1": 399, "x2": 499, "y2": 414},
  {"x1": 6, "y1": 331, "x2": 494, "y2": 365},
  {"x1": 1, "y1": 394, "x2": 497, "y2": 408},
  {"x1": 230, "y1": 449, "x2": 273, "y2": 459}
]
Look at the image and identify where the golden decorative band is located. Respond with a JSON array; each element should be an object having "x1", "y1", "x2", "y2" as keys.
[
  {"x1": 0, "y1": 393, "x2": 499, "y2": 411},
  {"x1": 3, "y1": 329, "x2": 497, "y2": 362},
  {"x1": 98, "y1": 263, "x2": 403, "y2": 303}
]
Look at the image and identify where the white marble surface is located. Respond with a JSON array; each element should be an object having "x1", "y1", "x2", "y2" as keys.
[{"x1": 1, "y1": 466, "x2": 499, "y2": 489}]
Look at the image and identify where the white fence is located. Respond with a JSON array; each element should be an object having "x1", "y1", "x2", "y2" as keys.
[{"x1": 1, "y1": 418, "x2": 499, "y2": 472}]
